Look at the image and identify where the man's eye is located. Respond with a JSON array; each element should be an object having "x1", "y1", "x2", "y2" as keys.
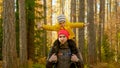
[{"x1": 59, "y1": 36, "x2": 62, "y2": 38}]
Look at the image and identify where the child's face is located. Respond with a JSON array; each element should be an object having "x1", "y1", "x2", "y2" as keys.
[
  {"x1": 59, "y1": 21, "x2": 65, "y2": 27},
  {"x1": 58, "y1": 34, "x2": 67, "y2": 44}
]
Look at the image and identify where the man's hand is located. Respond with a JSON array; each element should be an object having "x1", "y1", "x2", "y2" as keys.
[
  {"x1": 71, "y1": 54, "x2": 79, "y2": 62},
  {"x1": 49, "y1": 53, "x2": 57, "y2": 62}
]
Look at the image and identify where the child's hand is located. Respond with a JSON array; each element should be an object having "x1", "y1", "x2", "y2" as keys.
[
  {"x1": 49, "y1": 53, "x2": 57, "y2": 62},
  {"x1": 37, "y1": 23, "x2": 43, "y2": 29},
  {"x1": 84, "y1": 23, "x2": 89, "y2": 26}
]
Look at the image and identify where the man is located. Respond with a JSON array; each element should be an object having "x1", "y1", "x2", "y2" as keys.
[
  {"x1": 37, "y1": 14, "x2": 88, "y2": 39},
  {"x1": 46, "y1": 29, "x2": 84, "y2": 68}
]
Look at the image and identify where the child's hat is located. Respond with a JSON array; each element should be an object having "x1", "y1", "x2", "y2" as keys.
[{"x1": 57, "y1": 14, "x2": 66, "y2": 23}]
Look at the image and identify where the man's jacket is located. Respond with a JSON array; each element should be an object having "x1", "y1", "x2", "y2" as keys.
[{"x1": 46, "y1": 39, "x2": 84, "y2": 68}]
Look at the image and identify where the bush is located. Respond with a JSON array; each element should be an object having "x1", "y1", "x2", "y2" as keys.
[
  {"x1": 92, "y1": 62, "x2": 120, "y2": 68},
  {"x1": 32, "y1": 63, "x2": 45, "y2": 68}
]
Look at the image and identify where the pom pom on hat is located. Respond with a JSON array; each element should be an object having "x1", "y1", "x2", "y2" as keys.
[
  {"x1": 58, "y1": 29, "x2": 69, "y2": 39},
  {"x1": 57, "y1": 14, "x2": 66, "y2": 23}
]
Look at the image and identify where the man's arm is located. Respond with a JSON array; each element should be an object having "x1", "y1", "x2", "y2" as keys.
[
  {"x1": 75, "y1": 52, "x2": 84, "y2": 68},
  {"x1": 46, "y1": 43, "x2": 58, "y2": 68}
]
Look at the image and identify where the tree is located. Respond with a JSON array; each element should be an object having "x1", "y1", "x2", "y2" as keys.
[
  {"x1": 70, "y1": 0, "x2": 76, "y2": 36},
  {"x1": 87, "y1": 0, "x2": 97, "y2": 65},
  {"x1": 98, "y1": 0, "x2": 105, "y2": 62},
  {"x1": 47, "y1": 0, "x2": 52, "y2": 53},
  {"x1": 2, "y1": 0, "x2": 18, "y2": 68},
  {"x1": 43, "y1": 0, "x2": 47, "y2": 57},
  {"x1": 0, "y1": 0, "x2": 3, "y2": 60},
  {"x1": 78, "y1": 0, "x2": 85, "y2": 63},
  {"x1": 115, "y1": 0, "x2": 120, "y2": 62},
  {"x1": 19, "y1": 0, "x2": 28, "y2": 67},
  {"x1": 26, "y1": 0, "x2": 35, "y2": 61}
]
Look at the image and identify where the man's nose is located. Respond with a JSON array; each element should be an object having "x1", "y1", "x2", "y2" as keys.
[{"x1": 61, "y1": 37, "x2": 64, "y2": 40}]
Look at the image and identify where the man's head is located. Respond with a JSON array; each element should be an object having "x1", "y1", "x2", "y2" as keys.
[{"x1": 58, "y1": 29, "x2": 69, "y2": 44}]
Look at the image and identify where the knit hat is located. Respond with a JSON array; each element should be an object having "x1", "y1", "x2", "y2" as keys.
[
  {"x1": 58, "y1": 29, "x2": 69, "y2": 39},
  {"x1": 57, "y1": 14, "x2": 66, "y2": 23}
]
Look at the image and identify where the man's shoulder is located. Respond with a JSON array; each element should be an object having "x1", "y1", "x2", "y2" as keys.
[{"x1": 67, "y1": 39, "x2": 75, "y2": 43}]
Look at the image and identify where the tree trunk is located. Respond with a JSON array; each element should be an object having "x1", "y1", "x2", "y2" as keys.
[
  {"x1": 43, "y1": 0, "x2": 47, "y2": 57},
  {"x1": 115, "y1": 0, "x2": 119, "y2": 62},
  {"x1": 87, "y1": 0, "x2": 97, "y2": 66},
  {"x1": 70, "y1": 0, "x2": 73, "y2": 22},
  {"x1": 98, "y1": 0, "x2": 105, "y2": 62},
  {"x1": 78, "y1": 0, "x2": 85, "y2": 64},
  {"x1": 2, "y1": 0, "x2": 18, "y2": 68},
  {"x1": 47, "y1": 0, "x2": 52, "y2": 56},
  {"x1": 109, "y1": 0, "x2": 112, "y2": 49},
  {"x1": 0, "y1": 7, "x2": 2, "y2": 60},
  {"x1": 71, "y1": 0, "x2": 76, "y2": 37},
  {"x1": 19, "y1": 0, "x2": 28, "y2": 67},
  {"x1": 26, "y1": 0, "x2": 35, "y2": 61}
]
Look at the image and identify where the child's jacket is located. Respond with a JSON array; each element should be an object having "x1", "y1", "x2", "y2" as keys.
[{"x1": 42, "y1": 22, "x2": 84, "y2": 39}]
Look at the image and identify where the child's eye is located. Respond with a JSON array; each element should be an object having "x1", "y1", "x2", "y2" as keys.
[{"x1": 59, "y1": 23, "x2": 62, "y2": 25}]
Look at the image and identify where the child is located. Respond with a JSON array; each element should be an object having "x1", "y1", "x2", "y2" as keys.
[{"x1": 37, "y1": 14, "x2": 88, "y2": 39}]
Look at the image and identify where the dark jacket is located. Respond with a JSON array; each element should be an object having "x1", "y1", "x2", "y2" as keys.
[{"x1": 46, "y1": 39, "x2": 84, "y2": 68}]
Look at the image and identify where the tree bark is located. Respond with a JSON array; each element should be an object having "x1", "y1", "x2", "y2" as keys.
[
  {"x1": 26, "y1": 0, "x2": 35, "y2": 61},
  {"x1": 87, "y1": 0, "x2": 97, "y2": 65},
  {"x1": 98, "y1": 0, "x2": 105, "y2": 62},
  {"x1": 19, "y1": 0, "x2": 28, "y2": 67},
  {"x1": 43, "y1": 0, "x2": 47, "y2": 57},
  {"x1": 78, "y1": 0, "x2": 85, "y2": 63},
  {"x1": 70, "y1": 0, "x2": 76, "y2": 36},
  {"x1": 2, "y1": 0, "x2": 18, "y2": 68}
]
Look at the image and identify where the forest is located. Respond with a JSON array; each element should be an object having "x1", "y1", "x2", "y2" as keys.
[{"x1": 0, "y1": 0, "x2": 120, "y2": 68}]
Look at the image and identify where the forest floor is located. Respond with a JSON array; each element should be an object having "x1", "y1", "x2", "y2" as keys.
[
  {"x1": 91, "y1": 62, "x2": 120, "y2": 68},
  {"x1": 0, "y1": 60, "x2": 120, "y2": 68}
]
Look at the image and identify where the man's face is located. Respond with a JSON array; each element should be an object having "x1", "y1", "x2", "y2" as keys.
[{"x1": 58, "y1": 34, "x2": 67, "y2": 44}]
